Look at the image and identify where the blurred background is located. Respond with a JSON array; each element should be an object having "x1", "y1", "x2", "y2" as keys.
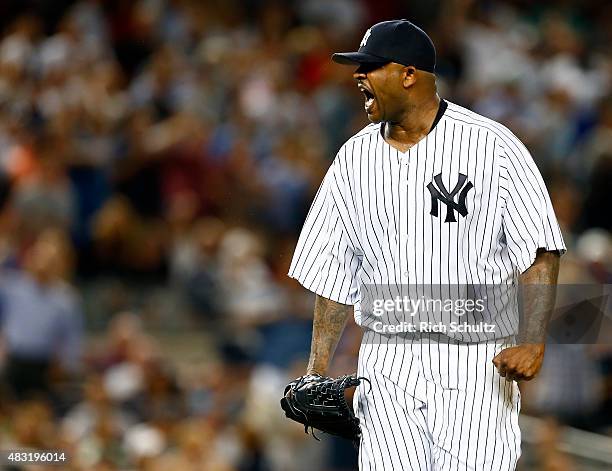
[{"x1": 0, "y1": 0, "x2": 610, "y2": 470}]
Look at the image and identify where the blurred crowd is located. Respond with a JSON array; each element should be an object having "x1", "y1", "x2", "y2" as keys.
[{"x1": 0, "y1": 0, "x2": 611, "y2": 470}]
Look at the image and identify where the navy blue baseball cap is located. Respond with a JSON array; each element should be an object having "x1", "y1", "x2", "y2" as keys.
[{"x1": 332, "y1": 20, "x2": 436, "y2": 73}]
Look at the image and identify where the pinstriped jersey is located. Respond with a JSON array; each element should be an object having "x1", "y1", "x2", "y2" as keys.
[{"x1": 288, "y1": 100, "x2": 566, "y2": 334}]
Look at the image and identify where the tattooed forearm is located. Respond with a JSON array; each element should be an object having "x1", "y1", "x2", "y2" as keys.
[
  {"x1": 517, "y1": 249, "x2": 560, "y2": 344},
  {"x1": 306, "y1": 295, "x2": 353, "y2": 376}
]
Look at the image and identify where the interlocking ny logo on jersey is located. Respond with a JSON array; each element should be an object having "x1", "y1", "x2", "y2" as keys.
[
  {"x1": 427, "y1": 173, "x2": 474, "y2": 223},
  {"x1": 360, "y1": 28, "x2": 372, "y2": 47}
]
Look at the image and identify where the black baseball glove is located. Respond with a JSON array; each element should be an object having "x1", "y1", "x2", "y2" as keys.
[{"x1": 280, "y1": 373, "x2": 368, "y2": 443}]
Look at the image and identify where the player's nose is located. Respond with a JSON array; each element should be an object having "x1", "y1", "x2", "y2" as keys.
[{"x1": 353, "y1": 70, "x2": 367, "y2": 81}]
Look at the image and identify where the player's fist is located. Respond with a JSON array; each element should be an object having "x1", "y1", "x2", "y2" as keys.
[{"x1": 492, "y1": 344, "x2": 545, "y2": 382}]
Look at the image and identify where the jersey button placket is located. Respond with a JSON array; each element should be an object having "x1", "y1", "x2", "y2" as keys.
[
  {"x1": 399, "y1": 154, "x2": 410, "y2": 283},
  {"x1": 405, "y1": 149, "x2": 416, "y2": 283}
]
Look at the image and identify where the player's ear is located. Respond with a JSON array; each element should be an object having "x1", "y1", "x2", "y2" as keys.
[{"x1": 402, "y1": 66, "x2": 417, "y2": 89}]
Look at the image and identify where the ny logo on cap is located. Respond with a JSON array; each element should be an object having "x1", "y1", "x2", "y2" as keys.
[
  {"x1": 427, "y1": 173, "x2": 473, "y2": 222},
  {"x1": 360, "y1": 28, "x2": 372, "y2": 48}
]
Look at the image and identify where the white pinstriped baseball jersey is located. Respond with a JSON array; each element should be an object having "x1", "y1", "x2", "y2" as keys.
[
  {"x1": 288, "y1": 100, "x2": 565, "y2": 328},
  {"x1": 288, "y1": 100, "x2": 566, "y2": 470}
]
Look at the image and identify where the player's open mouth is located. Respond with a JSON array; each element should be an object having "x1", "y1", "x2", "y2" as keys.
[{"x1": 358, "y1": 84, "x2": 376, "y2": 113}]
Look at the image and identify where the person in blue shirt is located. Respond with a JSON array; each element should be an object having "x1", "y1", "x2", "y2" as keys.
[{"x1": 0, "y1": 229, "x2": 83, "y2": 399}]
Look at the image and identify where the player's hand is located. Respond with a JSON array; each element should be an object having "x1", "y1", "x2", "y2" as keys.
[{"x1": 492, "y1": 344, "x2": 545, "y2": 382}]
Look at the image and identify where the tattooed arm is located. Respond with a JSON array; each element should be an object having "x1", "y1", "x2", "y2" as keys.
[
  {"x1": 493, "y1": 249, "x2": 560, "y2": 381},
  {"x1": 306, "y1": 295, "x2": 354, "y2": 376},
  {"x1": 516, "y1": 249, "x2": 561, "y2": 344}
]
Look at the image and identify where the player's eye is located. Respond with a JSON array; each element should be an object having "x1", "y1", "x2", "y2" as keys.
[{"x1": 355, "y1": 62, "x2": 387, "y2": 74}]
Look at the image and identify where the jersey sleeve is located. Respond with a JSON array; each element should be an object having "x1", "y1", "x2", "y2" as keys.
[
  {"x1": 499, "y1": 137, "x2": 566, "y2": 273},
  {"x1": 288, "y1": 163, "x2": 361, "y2": 305}
]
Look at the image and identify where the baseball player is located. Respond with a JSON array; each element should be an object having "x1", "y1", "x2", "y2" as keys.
[{"x1": 286, "y1": 20, "x2": 565, "y2": 470}]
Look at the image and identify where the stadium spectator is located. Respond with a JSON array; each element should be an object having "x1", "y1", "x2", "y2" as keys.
[{"x1": 0, "y1": 228, "x2": 82, "y2": 399}]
